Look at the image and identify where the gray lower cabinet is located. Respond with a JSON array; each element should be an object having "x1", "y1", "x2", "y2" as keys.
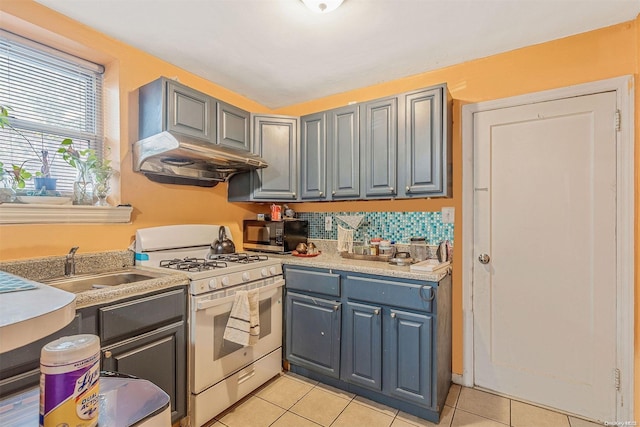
[
  {"x1": 284, "y1": 265, "x2": 451, "y2": 423},
  {"x1": 285, "y1": 292, "x2": 341, "y2": 378},
  {"x1": 385, "y1": 308, "x2": 433, "y2": 406},
  {"x1": 95, "y1": 287, "x2": 188, "y2": 424},
  {"x1": 101, "y1": 322, "x2": 186, "y2": 422},
  {"x1": 342, "y1": 301, "x2": 382, "y2": 390},
  {"x1": 0, "y1": 286, "x2": 188, "y2": 425}
]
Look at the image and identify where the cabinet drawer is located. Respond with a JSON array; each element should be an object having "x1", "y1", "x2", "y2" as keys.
[
  {"x1": 99, "y1": 289, "x2": 185, "y2": 342},
  {"x1": 285, "y1": 267, "x2": 341, "y2": 297},
  {"x1": 344, "y1": 276, "x2": 434, "y2": 313}
]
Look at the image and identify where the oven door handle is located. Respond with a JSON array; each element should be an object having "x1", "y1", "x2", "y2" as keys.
[{"x1": 195, "y1": 278, "x2": 285, "y2": 311}]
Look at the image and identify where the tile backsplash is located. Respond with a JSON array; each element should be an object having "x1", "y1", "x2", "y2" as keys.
[{"x1": 296, "y1": 211, "x2": 454, "y2": 245}]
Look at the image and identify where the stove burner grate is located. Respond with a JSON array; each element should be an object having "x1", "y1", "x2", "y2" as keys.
[
  {"x1": 160, "y1": 257, "x2": 228, "y2": 272},
  {"x1": 209, "y1": 253, "x2": 269, "y2": 264}
]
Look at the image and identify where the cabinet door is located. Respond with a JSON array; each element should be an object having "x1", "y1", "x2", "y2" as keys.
[
  {"x1": 385, "y1": 309, "x2": 433, "y2": 407},
  {"x1": 400, "y1": 87, "x2": 445, "y2": 197},
  {"x1": 253, "y1": 115, "x2": 299, "y2": 200},
  {"x1": 342, "y1": 301, "x2": 382, "y2": 390},
  {"x1": 300, "y1": 112, "x2": 327, "y2": 200},
  {"x1": 0, "y1": 313, "x2": 82, "y2": 398},
  {"x1": 285, "y1": 292, "x2": 341, "y2": 378},
  {"x1": 167, "y1": 81, "x2": 214, "y2": 142},
  {"x1": 217, "y1": 101, "x2": 250, "y2": 151},
  {"x1": 329, "y1": 105, "x2": 360, "y2": 199},
  {"x1": 362, "y1": 97, "x2": 397, "y2": 197},
  {"x1": 102, "y1": 322, "x2": 187, "y2": 423}
]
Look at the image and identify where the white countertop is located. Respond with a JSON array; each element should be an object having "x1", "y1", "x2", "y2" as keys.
[
  {"x1": 269, "y1": 251, "x2": 451, "y2": 283},
  {"x1": 0, "y1": 271, "x2": 76, "y2": 354}
]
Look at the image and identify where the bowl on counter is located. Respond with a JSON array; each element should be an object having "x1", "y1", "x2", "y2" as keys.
[{"x1": 388, "y1": 252, "x2": 413, "y2": 266}]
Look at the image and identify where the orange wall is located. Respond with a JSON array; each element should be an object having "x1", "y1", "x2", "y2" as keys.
[
  {"x1": 0, "y1": 1, "x2": 269, "y2": 259},
  {"x1": 0, "y1": 1, "x2": 638, "y2": 414},
  {"x1": 275, "y1": 19, "x2": 638, "y2": 392}
]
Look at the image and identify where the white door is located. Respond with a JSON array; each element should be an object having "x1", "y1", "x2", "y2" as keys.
[{"x1": 472, "y1": 91, "x2": 617, "y2": 421}]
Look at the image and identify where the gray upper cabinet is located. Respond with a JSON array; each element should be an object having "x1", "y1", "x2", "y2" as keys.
[
  {"x1": 166, "y1": 81, "x2": 215, "y2": 142},
  {"x1": 361, "y1": 96, "x2": 398, "y2": 198},
  {"x1": 398, "y1": 85, "x2": 451, "y2": 198},
  {"x1": 139, "y1": 77, "x2": 252, "y2": 152},
  {"x1": 252, "y1": 115, "x2": 299, "y2": 200},
  {"x1": 217, "y1": 101, "x2": 251, "y2": 151},
  {"x1": 300, "y1": 112, "x2": 327, "y2": 200},
  {"x1": 329, "y1": 105, "x2": 360, "y2": 199},
  {"x1": 226, "y1": 83, "x2": 450, "y2": 202}
]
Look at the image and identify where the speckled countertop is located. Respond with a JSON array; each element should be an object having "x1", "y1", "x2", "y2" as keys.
[
  {"x1": 0, "y1": 250, "x2": 189, "y2": 308},
  {"x1": 268, "y1": 241, "x2": 450, "y2": 283}
]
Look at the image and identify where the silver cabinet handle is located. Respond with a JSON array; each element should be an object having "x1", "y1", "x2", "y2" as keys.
[
  {"x1": 390, "y1": 312, "x2": 396, "y2": 318},
  {"x1": 406, "y1": 186, "x2": 410, "y2": 192},
  {"x1": 374, "y1": 309, "x2": 380, "y2": 315},
  {"x1": 478, "y1": 254, "x2": 491, "y2": 264},
  {"x1": 104, "y1": 350, "x2": 112, "y2": 359},
  {"x1": 390, "y1": 187, "x2": 394, "y2": 192},
  {"x1": 319, "y1": 191, "x2": 324, "y2": 197},
  {"x1": 292, "y1": 193, "x2": 296, "y2": 198},
  {"x1": 333, "y1": 305, "x2": 339, "y2": 311}
]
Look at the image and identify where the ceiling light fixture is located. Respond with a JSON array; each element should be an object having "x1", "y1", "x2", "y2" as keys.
[{"x1": 301, "y1": 0, "x2": 344, "y2": 14}]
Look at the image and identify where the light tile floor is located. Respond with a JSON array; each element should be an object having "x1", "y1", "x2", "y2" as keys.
[{"x1": 208, "y1": 372, "x2": 605, "y2": 427}]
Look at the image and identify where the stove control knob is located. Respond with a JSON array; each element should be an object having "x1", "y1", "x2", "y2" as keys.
[
  {"x1": 208, "y1": 278, "x2": 217, "y2": 290},
  {"x1": 261, "y1": 268, "x2": 269, "y2": 277},
  {"x1": 242, "y1": 272, "x2": 251, "y2": 282},
  {"x1": 221, "y1": 276, "x2": 230, "y2": 287},
  {"x1": 269, "y1": 266, "x2": 277, "y2": 275}
]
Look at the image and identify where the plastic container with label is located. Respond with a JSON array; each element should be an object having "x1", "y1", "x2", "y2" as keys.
[{"x1": 40, "y1": 334, "x2": 101, "y2": 427}]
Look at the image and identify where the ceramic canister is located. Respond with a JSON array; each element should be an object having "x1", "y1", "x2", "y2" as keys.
[{"x1": 40, "y1": 334, "x2": 101, "y2": 427}]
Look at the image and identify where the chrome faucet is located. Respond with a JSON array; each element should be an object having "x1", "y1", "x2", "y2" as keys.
[{"x1": 65, "y1": 246, "x2": 79, "y2": 276}]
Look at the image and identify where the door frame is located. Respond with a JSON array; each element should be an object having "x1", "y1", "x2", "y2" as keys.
[{"x1": 460, "y1": 76, "x2": 634, "y2": 421}]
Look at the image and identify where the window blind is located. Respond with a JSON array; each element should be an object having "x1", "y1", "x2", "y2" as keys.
[{"x1": 0, "y1": 30, "x2": 104, "y2": 193}]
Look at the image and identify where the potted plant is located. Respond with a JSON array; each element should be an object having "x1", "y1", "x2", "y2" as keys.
[
  {"x1": 91, "y1": 157, "x2": 113, "y2": 206},
  {"x1": 0, "y1": 105, "x2": 59, "y2": 191},
  {"x1": 58, "y1": 138, "x2": 103, "y2": 205}
]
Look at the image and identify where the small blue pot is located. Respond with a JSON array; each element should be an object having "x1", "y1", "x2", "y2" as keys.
[{"x1": 34, "y1": 177, "x2": 58, "y2": 191}]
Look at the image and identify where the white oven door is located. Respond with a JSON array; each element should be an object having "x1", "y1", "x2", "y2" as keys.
[{"x1": 191, "y1": 278, "x2": 284, "y2": 394}]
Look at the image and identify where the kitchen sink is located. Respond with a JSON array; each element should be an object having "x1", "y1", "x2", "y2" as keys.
[{"x1": 43, "y1": 269, "x2": 167, "y2": 293}]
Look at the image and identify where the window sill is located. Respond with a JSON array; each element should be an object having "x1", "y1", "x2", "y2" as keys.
[{"x1": 0, "y1": 204, "x2": 133, "y2": 224}]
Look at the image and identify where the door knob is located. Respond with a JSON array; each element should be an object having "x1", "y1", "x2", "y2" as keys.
[
  {"x1": 104, "y1": 350, "x2": 112, "y2": 359},
  {"x1": 390, "y1": 312, "x2": 396, "y2": 318},
  {"x1": 478, "y1": 254, "x2": 491, "y2": 264},
  {"x1": 374, "y1": 309, "x2": 380, "y2": 315}
]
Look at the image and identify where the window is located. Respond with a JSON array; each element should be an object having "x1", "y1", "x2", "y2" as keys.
[{"x1": 0, "y1": 30, "x2": 104, "y2": 193}]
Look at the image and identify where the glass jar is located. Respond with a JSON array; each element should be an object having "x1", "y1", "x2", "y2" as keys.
[
  {"x1": 73, "y1": 168, "x2": 94, "y2": 205},
  {"x1": 409, "y1": 237, "x2": 428, "y2": 262}
]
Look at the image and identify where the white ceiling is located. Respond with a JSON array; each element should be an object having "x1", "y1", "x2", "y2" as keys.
[{"x1": 35, "y1": 0, "x2": 640, "y2": 109}]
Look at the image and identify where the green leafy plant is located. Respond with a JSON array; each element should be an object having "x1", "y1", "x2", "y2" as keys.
[
  {"x1": 0, "y1": 159, "x2": 33, "y2": 189},
  {"x1": 0, "y1": 104, "x2": 57, "y2": 181},
  {"x1": 58, "y1": 138, "x2": 99, "y2": 182}
]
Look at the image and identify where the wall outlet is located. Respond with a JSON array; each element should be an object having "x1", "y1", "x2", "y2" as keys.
[
  {"x1": 325, "y1": 216, "x2": 333, "y2": 231},
  {"x1": 441, "y1": 207, "x2": 455, "y2": 224}
]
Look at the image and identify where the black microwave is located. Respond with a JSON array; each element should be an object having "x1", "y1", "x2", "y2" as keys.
[{"x1": 243, "y1": 220, "x2": 309, "y2": 253}]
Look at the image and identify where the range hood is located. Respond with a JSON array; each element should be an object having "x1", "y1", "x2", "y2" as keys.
[{"x1": 133, "y1": 131, "x2": 267, "y2": 187}]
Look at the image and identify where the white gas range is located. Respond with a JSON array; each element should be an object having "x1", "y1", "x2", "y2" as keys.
[{"x1": 134, "y1": 225, "x2": 284, "y2": 427}]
